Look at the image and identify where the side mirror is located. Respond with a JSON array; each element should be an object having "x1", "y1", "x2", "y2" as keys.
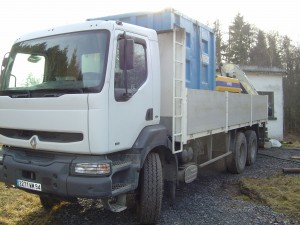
[
  {"x1": 2, "y1": 53, "x2": 9, "y2": 67},
  {"x1": 119, "y1": 39, "x2": 134, "y2": 70},
  {"x1": 1, "y1": 53, "x2": 9, "y2": 75}
]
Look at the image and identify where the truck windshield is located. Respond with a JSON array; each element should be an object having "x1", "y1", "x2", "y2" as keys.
[{"x1": 0, "y1": 30, "x2": 109, "y2": 97}]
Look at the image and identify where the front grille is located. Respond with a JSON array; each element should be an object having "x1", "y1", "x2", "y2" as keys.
[
  {"x1": 112, "y1": 183, "x2": 129, "y2": 191},
  {"x1": 0, "y1": 128, "x2": 83, "y2": 143}
]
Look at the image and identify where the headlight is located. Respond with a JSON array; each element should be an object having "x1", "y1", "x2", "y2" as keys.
[{"x1": 72, "y1": 162, "x2": 111, "y2": 176}]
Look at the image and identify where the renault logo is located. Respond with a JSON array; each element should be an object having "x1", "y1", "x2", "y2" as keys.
[{"x1": 30, "y1": 136, "x2": 38, "y2": 149}]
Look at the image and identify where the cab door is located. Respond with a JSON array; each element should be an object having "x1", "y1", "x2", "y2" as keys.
[{"x1": 108, "y1": 31, "x2": 153, "y2": 152}]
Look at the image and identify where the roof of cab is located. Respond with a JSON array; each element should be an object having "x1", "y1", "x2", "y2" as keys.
[{"x1": 14, "y1": 20, "x2": 158, "y2": 43}]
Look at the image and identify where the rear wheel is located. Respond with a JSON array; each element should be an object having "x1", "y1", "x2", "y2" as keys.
[
  {"x1": 245, "y1": 130, "x2": 258, "y2": 166},
  {"x1": 139, "y1": 152, "x2": 163, "y2": 225},
  {"x1": 227, "y1": 132, "x2": 247, "y2": 174}
]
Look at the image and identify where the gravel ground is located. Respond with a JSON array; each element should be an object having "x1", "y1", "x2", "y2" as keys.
[{"x1": 48, "y1": 148, "x2": 300, "y2": 225}]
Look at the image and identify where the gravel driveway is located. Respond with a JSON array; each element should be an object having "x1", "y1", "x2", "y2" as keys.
[{"x1": 48, "y1": 148, "x2": 300, "y2": 225}]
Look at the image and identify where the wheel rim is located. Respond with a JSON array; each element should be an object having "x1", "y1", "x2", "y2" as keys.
[
  {"x1": 239, "y1": 142, "x2": 246, "y2": 165},
  {"x1": 250, "y1": 141, "x2": 256, "y2": 160},
  {"x1": 250, "y1": 139, "x2": 257, "y2": 160}
]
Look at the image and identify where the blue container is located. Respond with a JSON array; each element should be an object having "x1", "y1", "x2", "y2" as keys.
[{"x1": 93, "y1": 8, "x2": 216, "y2": 90}]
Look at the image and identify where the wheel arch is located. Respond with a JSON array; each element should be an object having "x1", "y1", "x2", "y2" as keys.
[{"x1": 132, "y1": 125, "x2": 178, "y2": 183}]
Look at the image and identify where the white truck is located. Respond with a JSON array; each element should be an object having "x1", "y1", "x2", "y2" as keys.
[{"x1": 0, "y1": 8, "x2": 267, "y2": 225}]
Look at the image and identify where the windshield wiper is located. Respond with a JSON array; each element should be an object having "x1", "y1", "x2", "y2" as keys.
[
  {"x1": 11, "y1": 93, "x2": 30, "y2": 98},
  {"x1": 31, "y1": 88, "x2": 84, "y2": 97},
  {"x1": 0, "y1": 85, "x2": 87, "y2": 98},
  {"x1": 0, "y1": 88, "x2": 84, "y2": 98},
  {"x1": 43, "y1": 93, "x2": 63, "y2": 97},
  {"x1": 0, "y1": 90, "x2": 31, "y2": 98}
]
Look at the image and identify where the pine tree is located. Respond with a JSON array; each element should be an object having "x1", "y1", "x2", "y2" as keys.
[
  {"x1": 280, "y1": 36, "x2": 294, "y2": 72},
  {"x1": 228, "y1": 13, "x2": 254, "y2": 65},
  {"x1": 250, "y1": 30, "x2": 270, "y2": 66},
  {"x1": 267, "y1": 32, "x2": 281, "y2": 67}
]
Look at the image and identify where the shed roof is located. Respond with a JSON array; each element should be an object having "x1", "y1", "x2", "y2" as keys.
[{"x1": 239, "y1": 65, "x2": 287, "y2": 75}]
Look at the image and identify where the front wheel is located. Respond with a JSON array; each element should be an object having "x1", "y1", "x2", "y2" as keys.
[{"x1": 139, "y1": 152, "x2": 163, "y2": 225}]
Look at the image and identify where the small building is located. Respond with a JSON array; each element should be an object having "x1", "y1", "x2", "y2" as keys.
[{"x1": 240, "y1": 66, "x2": 286, "y2": 141}]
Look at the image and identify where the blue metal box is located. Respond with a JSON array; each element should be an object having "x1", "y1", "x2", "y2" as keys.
[{"x1": 94, "y1": 8, "x2": 216, "y2": 90}]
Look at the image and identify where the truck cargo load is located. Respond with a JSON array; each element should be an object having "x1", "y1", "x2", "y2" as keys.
[
  {"x1": 215, "y1": 75, "x2": 241, "y2": 93},
  {"x1": 91, "y1": 8, "x2": 216, "y2": 90}
]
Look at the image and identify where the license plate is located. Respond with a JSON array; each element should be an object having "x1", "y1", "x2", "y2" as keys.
[{"x1": 16, "y1": 179, "x2": 42, "y2": 192}]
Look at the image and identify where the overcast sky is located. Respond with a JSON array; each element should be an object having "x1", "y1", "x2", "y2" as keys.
[{"x1": 0, "y1": 0, "x2": 299, "y2": 59}]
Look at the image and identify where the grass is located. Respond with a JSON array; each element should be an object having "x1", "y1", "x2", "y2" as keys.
[
  {"x1": 0, "y1": 182, "x2": 58, "y2": 225},
  {"x1": 239, "y1": 174, "x2": 300, "y2": 222},
  {"x1": 282, "y1": 134, "x2": 300, "y2": 148}
]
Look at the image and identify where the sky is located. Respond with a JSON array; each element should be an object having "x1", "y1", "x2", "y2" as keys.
[{"x1": 0, "y1": 0, "x2": 299, "y2": 59}]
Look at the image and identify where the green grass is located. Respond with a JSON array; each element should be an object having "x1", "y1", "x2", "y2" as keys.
[
  {"x1": 239, "y1": 174, "x2": 300, "y2": 222},
  {"x1": 0, "y1": 182, "x2": 58, "y2": 225}
]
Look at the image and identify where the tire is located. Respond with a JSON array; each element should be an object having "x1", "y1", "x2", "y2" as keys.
[
  {"x1": 227, "y1": 132, "x2": 247, "y2": 174},
  {"x1": 39, "y1": 195, "x2": 61, "y2": 211},
  {"x1": 245, "y1": 130, "x2": 258, "y2": 166},
  {"x1": 139, "y1": 152, "x2": 163, "y2": 225}
]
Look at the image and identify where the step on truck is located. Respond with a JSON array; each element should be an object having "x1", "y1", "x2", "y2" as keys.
[{"x1": 0, "y1": 8, "x2": 268, "y2": 225}]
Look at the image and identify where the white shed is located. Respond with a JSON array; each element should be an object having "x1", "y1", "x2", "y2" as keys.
[{"x1": 240, "y1": 66, "x2": 286, "y2": 141}]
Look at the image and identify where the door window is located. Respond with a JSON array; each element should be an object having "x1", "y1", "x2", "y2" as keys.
[{"x1": 114, "y1": 38, "x2": 147, "y2": 102}]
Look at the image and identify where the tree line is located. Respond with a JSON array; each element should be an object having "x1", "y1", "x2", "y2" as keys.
[{"x1": 214, "y1": 13, "x2": 300, "y2": 135}]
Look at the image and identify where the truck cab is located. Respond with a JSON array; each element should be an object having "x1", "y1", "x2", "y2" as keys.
[
  {"x1": 0, "y1": 20, "x2": 161, "y2": 154},
  {"x1": 0, "y1": 20, "x2": 168, "y2": 224}
]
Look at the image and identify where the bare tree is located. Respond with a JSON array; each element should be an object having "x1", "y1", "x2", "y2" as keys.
[{"x1": 214, "y1": 20, "x2": 227, "y2": 65}]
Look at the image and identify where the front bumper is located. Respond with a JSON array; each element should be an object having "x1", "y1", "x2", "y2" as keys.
[{"x1": 0, "y1": 147, "x2": 139, "y2": 198}]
